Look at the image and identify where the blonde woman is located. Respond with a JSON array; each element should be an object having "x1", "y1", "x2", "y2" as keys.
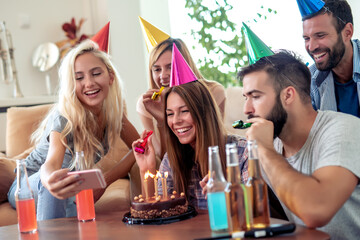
[
  {"x1": 137, "y1": 38, "x2": 226, "y2": 158},
  {"x1": 7, "y1": 40, "x2": 139, "y2": 220}
]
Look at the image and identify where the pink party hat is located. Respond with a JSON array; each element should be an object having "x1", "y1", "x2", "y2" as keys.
[
  {"x1": 91, "y1": 22, "x2": 110, "y2": 53},
  {"x1": 170, "y1": 43, "x2": 197, "y2": 87}
]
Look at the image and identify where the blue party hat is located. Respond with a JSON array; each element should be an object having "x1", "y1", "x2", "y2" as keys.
[{"x1": 296, "y1": 0, "x2": 325, "y2": 19}]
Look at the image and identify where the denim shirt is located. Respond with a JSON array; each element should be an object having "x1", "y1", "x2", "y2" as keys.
[{"x1": 310, "y1": 39, "x2": 360, "y2": 113}]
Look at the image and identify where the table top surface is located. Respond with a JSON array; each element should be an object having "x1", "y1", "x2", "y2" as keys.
[{"x1": 0, "y1": 210, "x2": 330, "y2": 240}]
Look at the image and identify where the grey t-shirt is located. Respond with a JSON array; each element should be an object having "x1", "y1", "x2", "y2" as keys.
[
  {"x1": 25, "y1": 110, "x2": 73, "y2": 176},
  {"x1": 25, "y1": 110, "x2": 107, "y2": 176},
  {"x1": 269, "y1": 110, "x2": 360, "y2": 240}
]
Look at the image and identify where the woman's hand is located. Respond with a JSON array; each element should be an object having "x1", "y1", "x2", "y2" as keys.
[
  {"x1": 142, "y1": 89, "x2": 165, "y2": 124},
  {"x1": 199, "y1": 175, "x2": 209, "y2": 198},
  {"x1": 40, "y1": 131, "x2": 82, "y2": 200},
  {"x1": 41, "y1": 168, "x2": 83, "y2": 200},
  {"x1": 132, "y1": 130, "x2": 157, "y2": 175}
]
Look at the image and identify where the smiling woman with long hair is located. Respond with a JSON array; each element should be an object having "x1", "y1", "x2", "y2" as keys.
[
  {"x1": 133, "y1": 80, "x2": 247, "y2": 209},
  {"x1": 7, "y1": 40, "x2": 139, "y2": 220}
]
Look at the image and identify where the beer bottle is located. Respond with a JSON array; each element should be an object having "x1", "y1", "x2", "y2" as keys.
[
  {"x1": 225, "y1": 143, "x2": 250, "y2": 232},
  {"x1": 246, "y1": 140, "x2": 270, "y2": 228}
]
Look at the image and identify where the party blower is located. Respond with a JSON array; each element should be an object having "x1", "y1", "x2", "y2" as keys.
[
  {"x1": 135, "y1": 131, "x2": 153, "y2": 154},
  {"x1": 151, "y1": 86, "x2": 165, "y2": 100},
  {"x1": 232, "y1": 120, "x2": 252, "y2": 129}
]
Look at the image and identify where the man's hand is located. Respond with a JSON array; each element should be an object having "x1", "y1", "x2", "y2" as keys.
[{"x1": 246, "y1": 117, "x2": 275, "y2": 150}]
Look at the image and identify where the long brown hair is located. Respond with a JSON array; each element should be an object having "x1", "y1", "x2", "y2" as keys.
[{"x1": 163, "y1": 80, "x2": 226, "y2": 195}]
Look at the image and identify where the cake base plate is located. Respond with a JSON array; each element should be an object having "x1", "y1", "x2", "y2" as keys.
[{"x1": 122, "y1": 205, "x2": 197, "y2": 225}]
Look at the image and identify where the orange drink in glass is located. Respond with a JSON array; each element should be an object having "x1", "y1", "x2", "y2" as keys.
[
  {"x1": 16, "y1": 198, "x2": 37, "y2": 233},
  {"x1": 76, "y1": 189, "x2": 95, "y2": 221}
]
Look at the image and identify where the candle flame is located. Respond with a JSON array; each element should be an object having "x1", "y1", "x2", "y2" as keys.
[
  {"x1": 156, "y1": 171, "x2": 162, "y2": 179},
  {"x1": 144, "y1": 170, "x2": 151, "y2": 180},
  {"x1": 164, "y1": 171, "x2": 168, "y2": 178},
  {"x1": 149, "y1": 172, "x2": 155, "y2": 179}
]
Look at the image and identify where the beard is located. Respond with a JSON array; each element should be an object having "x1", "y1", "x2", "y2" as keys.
[
  {"x1": 248, "y1": 95, "x2": 288, "y2": 139},
  {"x1": 310, "y1": 34, "x2": 345, "y2": 71}
]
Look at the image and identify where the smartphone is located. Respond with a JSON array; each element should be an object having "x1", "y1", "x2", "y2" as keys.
[{"x1": 67, "y1": 169, "x2": 106, "y2": 191}]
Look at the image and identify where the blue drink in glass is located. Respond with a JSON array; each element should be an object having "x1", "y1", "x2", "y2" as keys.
[{"x1": 207, "y1": 191, "x2": 228, "y2": 231}]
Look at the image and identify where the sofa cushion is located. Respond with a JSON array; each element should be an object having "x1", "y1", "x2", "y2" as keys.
[
  {"x1": 0, "y1": 158, "x2": 16, "y2": 203},
  {"x1": 6, "y1": 104, "x2": 53, "y2": 158},
  {"x1": 95, "y1": 179, "x2": 130, "y2": 213},
  {"x1": 0, "y1": 202, "x2": 17, "y2": 226}
]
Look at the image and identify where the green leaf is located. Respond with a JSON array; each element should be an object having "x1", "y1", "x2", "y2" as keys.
[{"x1": 184, "y1": 0, "x2": 277, "y2": 87}]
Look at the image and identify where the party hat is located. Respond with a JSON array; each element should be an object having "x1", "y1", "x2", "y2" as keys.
[
  {"x1": 296, "y1": 0, "x2": 325, "y2": 19},
  {"x1": 170, "y1": 43, "x2": 197, "y2": 87},
  {"x1": 91, "y1": 22, "x2": 110, "y2": 53},
  {"x1": 139, "y1": 16, "x2": 170, "y2": 52},
  {"x1": 242, "y1": 22, "x2": 274, "y2": 65}
]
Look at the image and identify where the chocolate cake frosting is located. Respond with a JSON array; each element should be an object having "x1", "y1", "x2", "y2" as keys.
[{"x1": 130, "y1": 193, "x2": 188, "y2": 219}]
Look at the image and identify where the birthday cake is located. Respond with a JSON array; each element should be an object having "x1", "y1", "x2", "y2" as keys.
[{"x1": 130, "y1": 191, "x2": 188, "y2": 219}]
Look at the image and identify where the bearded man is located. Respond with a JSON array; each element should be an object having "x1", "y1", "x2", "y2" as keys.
[
  {"x1": 302, "y1": 0, "x2": 360, "y2": 117},
  {"x1": 238, "y1": 50, "x2": 360, "y2": 240}
]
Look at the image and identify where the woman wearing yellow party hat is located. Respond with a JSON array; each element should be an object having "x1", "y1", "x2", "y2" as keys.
[{"x1": 137, "y1": 17, "x2": 226, "y2": 159}]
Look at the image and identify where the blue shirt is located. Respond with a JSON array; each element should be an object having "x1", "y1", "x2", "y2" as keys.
[
  {"x1": 310, "y1": 39, "x2": 360, "y2": 117},
  {"x1": 334, "y1": 79, "x2": 360, "y2": 117}
]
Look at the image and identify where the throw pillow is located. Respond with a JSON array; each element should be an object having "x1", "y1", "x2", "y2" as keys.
[{"x1": 0, "y1": 157, "x2": 16, "y2": 203}]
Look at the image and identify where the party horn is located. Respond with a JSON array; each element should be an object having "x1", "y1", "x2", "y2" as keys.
[
  {"x1": 135, "y1": 131, "x2": 153, "y2": 154},
  {"x1": 232, "y1": 120, "x2": 252, "y2": 129},
  {"x1": 151, "y1": 86, "x2": 165, "y2": 100}
]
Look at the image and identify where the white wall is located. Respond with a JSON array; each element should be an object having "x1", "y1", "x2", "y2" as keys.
[
  {"x1": 0, "y1": 0, "x2": 170, "y2": 132},
  {"x1": 0, "y1": 0, "x2": 91, "y2": 98},
  {"x1": 348, "y1": 0, "x2": 360, "y2": 39},
  {"x1": 106, "y1": 0, "x2": 170, "y2": 132}
]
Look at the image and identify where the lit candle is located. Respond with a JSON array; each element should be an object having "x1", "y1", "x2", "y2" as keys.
[
  {"x1": 162, "y1": 171, "x2": 168, "y2": 199},
  {"x1": 144, "y1": 170, "x2": 150, "y2": 200},
  {"x1": 148, "y1": 172, "x2": 155, "y2": 199},
  {"x1": 154, "y1": 171, "x2": 162, "y2": 198}
]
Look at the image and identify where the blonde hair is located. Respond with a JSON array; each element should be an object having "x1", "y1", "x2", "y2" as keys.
[{"x1": 32, "y1": 40, "x2": 124, "y2": 169}]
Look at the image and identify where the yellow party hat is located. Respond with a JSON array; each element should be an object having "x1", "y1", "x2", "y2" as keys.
[{"x1": 139, "y1": 16, "x2": 170, "y2": 52}]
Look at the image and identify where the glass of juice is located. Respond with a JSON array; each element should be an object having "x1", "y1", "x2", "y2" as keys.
[
  {"x1": 76, "y1": 189, "x2": 95, "y2": 222},
  {"x1": 16, "y1": 198, "x2": 37, "y2": 233}
]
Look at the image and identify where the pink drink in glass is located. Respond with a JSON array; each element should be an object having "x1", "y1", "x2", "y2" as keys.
[
  {"x1": 76, "y1": 189, "x2": 95, "y2": 221},
  {"x1": 16, "y1": 198, "x2": 37, "y2": 233}
]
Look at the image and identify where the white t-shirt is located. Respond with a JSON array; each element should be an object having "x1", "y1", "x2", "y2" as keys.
[{"x1": 269, "y1": 110, "x2": 360, "y2": 240}]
